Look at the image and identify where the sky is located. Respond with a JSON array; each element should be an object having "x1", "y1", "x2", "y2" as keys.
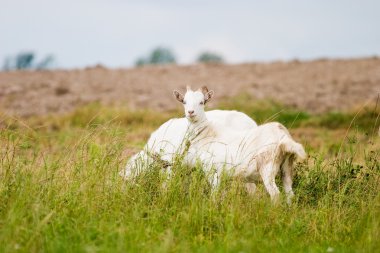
[{"x1": 1, "y1": 0, "x2": 379, "y2": 69}]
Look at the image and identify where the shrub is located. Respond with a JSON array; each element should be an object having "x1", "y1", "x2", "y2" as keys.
[
  {"x1": 197, "y1": 52, "x2": 224, "y2": 64},
  {"x1": 135, "y1": 47, "x2": 176, "y2": 66}
]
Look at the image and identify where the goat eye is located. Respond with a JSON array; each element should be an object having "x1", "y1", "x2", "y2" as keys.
[
  {"x1": 183, "y1": 101, "x2": 186, "y2": 105},
  {"x1": 200, "y1": 101, "x2": 204, "y2": 105}
]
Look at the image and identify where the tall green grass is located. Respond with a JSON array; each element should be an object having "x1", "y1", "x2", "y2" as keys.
[
  {"x1": 219, "y1": 93, "x2": 380, "y2": 132},
  {"x1": 0, "y1": 102, "x2": 379, "y2": 252}
]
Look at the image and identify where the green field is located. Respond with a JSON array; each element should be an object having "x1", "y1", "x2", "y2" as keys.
[{"x1": 0, "y1": 97, "x2": 379, "y2": 253}]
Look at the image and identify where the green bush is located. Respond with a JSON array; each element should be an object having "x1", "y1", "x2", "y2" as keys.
[
  {"x1": 197, "y1": 52, "x2": 224, "y2": 64},
  {"x1": 135, "y1": 47, "x2": 176, "y2": 66}
]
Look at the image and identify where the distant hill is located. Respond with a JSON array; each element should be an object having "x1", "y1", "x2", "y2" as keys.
[{"x1": 0, "y1": 58, "x2": 379, "y2": 117}]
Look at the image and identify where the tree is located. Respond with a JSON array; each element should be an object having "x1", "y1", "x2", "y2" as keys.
[
  {"x1": 135, "y1": 58, "x2": 147, "y2": 67},
  {"x1": 15, "y1": 52, "x2": 35, "y2": 69},
  {"x1": 36, "y1": 55, "x2": 55, "y2": 70},
  {"x1": 197, "y1": 52, "x2": 224, "y2": 64},
  {"x1": 2, "y1": 57, "x2": 12, "y2": 71},
  {"x1": 2, "y1": 52, "x2": 55, "y2": 71},
  {"x1": 135, "y1": 47, "x2": 176, "y2": 66}
]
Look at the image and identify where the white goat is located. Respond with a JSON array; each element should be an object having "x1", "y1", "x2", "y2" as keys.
[
  {"x1": 174, "y1": 86, "x2": 307, "y2": 204},
  {"x1": 120, "y1": 87, "x2": 257, "y2": 180}
]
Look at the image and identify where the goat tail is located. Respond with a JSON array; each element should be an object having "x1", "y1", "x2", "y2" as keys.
[{"x1": 280, "y1": 137, "x2": 307, "y2": 161}]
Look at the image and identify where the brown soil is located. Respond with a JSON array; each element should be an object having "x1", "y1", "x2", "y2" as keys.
[{"x1": 0, "y1": 58, "x2": 379, "y2": 117}]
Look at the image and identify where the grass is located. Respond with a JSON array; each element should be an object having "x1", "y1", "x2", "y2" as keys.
[
  {"x1": 219, "y1": 93, "x2": 379, "y2": 132},
  {"x1": 0, "y1": 99, "x2": 379, "y2": 253}
]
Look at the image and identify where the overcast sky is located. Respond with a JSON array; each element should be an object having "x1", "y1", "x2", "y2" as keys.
[{"x1": 1, "y1": 0, "x2": 379, "y2": 68}]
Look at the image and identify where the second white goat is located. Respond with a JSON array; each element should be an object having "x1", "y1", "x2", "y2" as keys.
[{"x1": 174, "y1": 86, "x2": 306, "y2": 204}]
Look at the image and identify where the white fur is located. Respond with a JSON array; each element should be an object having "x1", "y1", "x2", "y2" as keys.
[
  {"x1": 178, "y1": 87, "x2": 306, "y2": 204},
  {"x1": 120, "y1": 109, "x2": 257, "y2": 180}
]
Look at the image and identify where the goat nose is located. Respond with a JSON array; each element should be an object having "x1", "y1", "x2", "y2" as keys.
[{"x1": 188, "y1": 110, "x2": 194, "y2": 115}]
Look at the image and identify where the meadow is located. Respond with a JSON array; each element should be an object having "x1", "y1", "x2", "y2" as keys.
[{"x1": 0, "y1": 95, "x2": 379, "y2": 253}]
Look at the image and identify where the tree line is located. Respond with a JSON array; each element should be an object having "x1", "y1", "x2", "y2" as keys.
[
  {"x1": 2, "y1": 47, "x2": 224, "y2": 70},
  {"x1": 135, "y1": 47, "x2": 224, "y2": 66}
]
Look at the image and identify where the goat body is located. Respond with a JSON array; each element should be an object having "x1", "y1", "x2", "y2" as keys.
[
  {"x1": 121, "y1": 110, "x2": 257, "y2": 179},
  {"x1": 186, "y1": 120, "x2": 306, "y2": 203},
  {"x1": 174, "y1": 86, "x2": 306, "y2": 204}
]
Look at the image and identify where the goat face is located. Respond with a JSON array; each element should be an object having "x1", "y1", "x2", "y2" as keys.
[{"x1": 173, "y1": 86, "x2": 214, "y2": 123}]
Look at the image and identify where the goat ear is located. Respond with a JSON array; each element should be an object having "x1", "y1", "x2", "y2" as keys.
[
  {"x1": 200, "y1": 86, "x2": 209, "y2": 95},
  {"x1": 173, "y1": 90, "x2": 184, "y2": 103},
  {"x1": 204, "y1": 90, "x2": 214, "y2": 104}
]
